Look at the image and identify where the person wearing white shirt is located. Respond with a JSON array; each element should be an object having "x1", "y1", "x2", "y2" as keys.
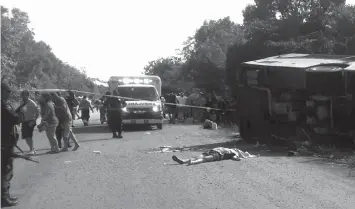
[
  {"x1": 180, "y1": 93, "x2": 188, "y2": 119},
  {"x1": 19, "y1": 90, "x2": 39, "y2": 154}
]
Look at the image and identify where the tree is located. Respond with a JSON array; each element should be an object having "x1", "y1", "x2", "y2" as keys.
[
  {"x1": 143, "y1": 57, "x2": 193, "y2": 93},
  {"x1": 225, "y1": 0, "x2": 355, "y2": 88},
  {"x1": 181, "y1": 17, "x2": 245, "y2": 93},
  {"x1": 1, "y1": 6, "x2": 100, "y2": 104}
]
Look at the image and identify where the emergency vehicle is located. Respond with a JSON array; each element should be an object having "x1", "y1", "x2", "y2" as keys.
[
  {"x1": 108, "y1": 75, "x2": 163, "y2": 129},
  {"x1": 236, "y1": 53, "x2": 355, "y2": 145}
]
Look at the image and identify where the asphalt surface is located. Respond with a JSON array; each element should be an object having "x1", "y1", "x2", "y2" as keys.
[{"x1": 10, "y1": 111, "x2": 355, "y2": 209}]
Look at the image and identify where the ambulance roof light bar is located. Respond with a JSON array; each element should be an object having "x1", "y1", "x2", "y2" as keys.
[{"x1": 118, "y1": 78, "x2": 153, "y2": 84}]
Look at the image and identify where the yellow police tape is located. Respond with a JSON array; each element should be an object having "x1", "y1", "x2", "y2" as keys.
[{"x1": 18, "y1": 88, "x2": 236, "y2": 112}]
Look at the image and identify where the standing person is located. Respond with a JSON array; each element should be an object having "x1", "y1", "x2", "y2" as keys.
[
  {"x1": 53, "y1": 92, "x2": 66, "y2": 149},
  {"x1": 99, "y1": 96, "x2": 107, "y2": 124},
  {"x1": 55, "y1": 123, "x2": 65, "y2": 149},
  {"x1": 39, "y1": 93, "x2": 61, "y2": 153},
  {"x1": 1, "y1": 83, "x2": 25, "y2": 207},
  {"x1": 51, "y1": 92, "x2": 80, "y2": 151},
  {"x1": 176, "y1": 93, "x2": 183, "y2": 122},
  {"x1": 19, "y1": 90, "x2": 39, "y2": 155},
  {"x1": 78, "y1": 95, "x2": 94, "y2": 126},
  {"x1": 180, "y1": 92, "x2": 188, "y2": 120},
  {"x1": 160, "y1": 95, "x2": 166, "y2": 119},
  {"x1": 65, "y1": 91, "x2": 79, "y2": 127},
  {"x1": 166, "y1": 93, "x2": 179, "y2": 124},
  {"x1": 104, "y1": 90, "x2": 126, "y2": 138}
]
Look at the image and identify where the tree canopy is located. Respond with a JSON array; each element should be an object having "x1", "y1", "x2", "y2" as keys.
[
  {"x1": 1, "y1": 6, "x2": 105, "y2": 102},
  {"x1": 144, "y1": 0, "x2": 355, "y2": 95}
]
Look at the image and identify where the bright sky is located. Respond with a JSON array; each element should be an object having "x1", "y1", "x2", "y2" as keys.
[
  {"x1": 3, "y1": 0, "x2": 354, "y2": 81},
  {"x1": 2, "y1": 0, "x2": 255, "y2": 81}
]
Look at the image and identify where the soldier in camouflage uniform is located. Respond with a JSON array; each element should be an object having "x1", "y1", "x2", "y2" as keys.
[{"x1": 1, "y1": 83, "x2": 25, "y2": 207}]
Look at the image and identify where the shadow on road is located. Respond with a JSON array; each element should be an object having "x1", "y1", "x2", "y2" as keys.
[
  {"x1": 72, "y1": 124, "x2": 160, "y2": 134},
  {"x1": 78, "y1": 137, "x2": 117, "y2": 143},
  {"x1": 73, "y1": 125, "x2": 111, "y2": 134},
  {"x1": 146, "y1": 139, "x2": 288, "y2": 157}
]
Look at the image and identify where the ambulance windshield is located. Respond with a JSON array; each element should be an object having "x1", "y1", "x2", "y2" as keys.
[{"x1": 116, "y1": 86, "x2": 159, "y2": 101}]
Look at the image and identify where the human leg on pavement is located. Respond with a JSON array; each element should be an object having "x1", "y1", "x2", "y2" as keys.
[
  {"x1": 172, "y1": 152, "x2": 219, "y2": 165},
  {"x1": 116, "y1": 115, "x2": 123, "y2": 138},
  {"x1": 81, "y1": 109, "x2": 90, "y2": 126},
  {"x1": 62, "y1": 120, "x2": 80, "y2": 151},
  {"x1": 45, "y1": 126, "x2": 60, "y2": 152},
  {"x1": 1, "y1": 147, "x2": 18, "y2": 207},
  {"x1": 56, "y1": 123, "x2": 63, "y2": 148},
  {"x1": 107, "y1": 111, "x2": 117, "y2": 138},
  {"x1": 22, "y1": 120, "x2": 36, "y2": 154}
]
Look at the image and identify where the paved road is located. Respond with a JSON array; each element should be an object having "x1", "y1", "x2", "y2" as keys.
[{"x1": 11, "y1": 111, "x2": 355, "y2": 209}]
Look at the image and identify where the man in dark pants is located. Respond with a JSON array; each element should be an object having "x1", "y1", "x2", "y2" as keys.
[
  {"x1": 166, "y1": 93, "x2": 178, "y2": 124},
  {"x1": 1, "y1": 83, "x2": 25, "y2": 207},
  {"x1": 104, "y1": 91, "x2": 126, "y2": 138},
  {"x1": 65, "y1": 91, "x2": 79, "y2": 127}
]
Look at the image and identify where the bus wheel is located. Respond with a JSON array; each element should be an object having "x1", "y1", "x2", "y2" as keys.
[
  {"x1": 157, "y1": 124, "x2": 163, "y2": 130},
  {"x1": 239, "y1": 118, "x2": 252, "y2": 143}
]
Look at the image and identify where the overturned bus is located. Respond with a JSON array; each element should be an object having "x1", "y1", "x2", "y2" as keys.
[{"x1": 236, "y1": 53, "x2": 355, "y2": 146}]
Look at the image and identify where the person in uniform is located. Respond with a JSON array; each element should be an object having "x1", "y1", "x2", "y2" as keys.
[
  {"x1": 104, "y1": 90, "x2": 126, "y2": 138},
  {"x1": 1, "y1": 83, "x2": 25, "y2": 207}
]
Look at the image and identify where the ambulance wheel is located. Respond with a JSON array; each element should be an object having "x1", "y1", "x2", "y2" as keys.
[{"x1": 157, "y1": 124, "x2": 163, "y2": 130}]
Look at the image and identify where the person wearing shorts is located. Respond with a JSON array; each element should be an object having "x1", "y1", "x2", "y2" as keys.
[
  {"x1": 172, "y1": 147, "x2": 258, "y2": 165},
  {"x1": 19, "y1": 90, "x2": 39, "y2": 155}
]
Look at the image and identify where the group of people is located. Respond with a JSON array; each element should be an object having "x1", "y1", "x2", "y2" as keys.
[
  {"x1": 162, "y1": 91, "x2": 233, "y2": 125},
  {"x1": 163, "y1": 92, "x2": 188, "y2": 123},
  {"x1": 1, "y1": 83, "x2": 128, "y2": 207}
]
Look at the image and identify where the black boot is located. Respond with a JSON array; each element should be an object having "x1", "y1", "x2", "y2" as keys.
[
  {"x1": 1, "y1": 197, "x2": 18, "y2": 207},
  {"x1": 117, "y1": 132, "x2": 123, "y2": 138},
  {"x1": 112, "y1": 133, "x2": 118, "y2": 138}
]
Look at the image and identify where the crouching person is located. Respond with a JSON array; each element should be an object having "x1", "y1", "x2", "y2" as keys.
[{"x1": 172, "y1": 147, "x2": 258, "y2": 165}]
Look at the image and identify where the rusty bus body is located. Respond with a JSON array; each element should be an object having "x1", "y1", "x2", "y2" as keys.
[{"x1": 236, "y1": 53, "x2": 355, "y2": 145}]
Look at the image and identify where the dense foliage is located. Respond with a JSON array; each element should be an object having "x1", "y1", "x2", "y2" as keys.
[
  {"x1": 1, "y1": 6, "x2": 106, "y2": 102},
  {"x1": 144, "y1": 0, "x2": 355, "y2": 95}
]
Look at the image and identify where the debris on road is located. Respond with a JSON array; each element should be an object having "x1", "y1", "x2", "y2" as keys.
[
  {"x1": 64, "y1": 161, "x2": 72, "y2": 164},
  {"x1": 145, "y1": 132, "x2": 151, "y2": 135},
  {"x1": 202, "y1": 119, "x2": 218, "y2": 130},
  {"x1": 93, "y1": 151, "x2": 101, "y2": 154},
  {"x1": 147, "y1": 146, "x2": 188, "y2": 154}
]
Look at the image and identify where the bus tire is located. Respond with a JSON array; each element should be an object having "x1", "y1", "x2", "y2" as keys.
[
  {"x1": 157, "y1": 124, "x2": 163, "y2": 130},
  {"x1": 239, "y1": 118, "x2": 252, "y2": 143}
]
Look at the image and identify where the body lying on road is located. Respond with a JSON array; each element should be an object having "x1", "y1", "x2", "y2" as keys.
[{"x1": 172, "y1": 147, "x2": 258, "y2": 165}]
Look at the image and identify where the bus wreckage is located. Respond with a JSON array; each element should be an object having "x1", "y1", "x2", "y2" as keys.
[{"x1": 236, "y1": 53, "x2": 355, "y2": 147}]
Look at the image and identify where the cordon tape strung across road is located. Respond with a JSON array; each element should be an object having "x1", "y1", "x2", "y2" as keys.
[{"x1": 16, "y1": 88, "x2": 236, "y2": 112}]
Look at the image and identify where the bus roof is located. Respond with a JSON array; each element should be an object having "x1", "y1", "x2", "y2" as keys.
[
  {"x1": 242, "y1": 53, "x2": 355, "y2": 69},
  {"x1": 345, "y1": 62, "x2": 355, "y2": 71},
  {"x1": 117, "y1": 84, "x2": 156, "y2": 88},
  {"x1": 109, "y1": 75, "x2": 161, "y2": 81}
]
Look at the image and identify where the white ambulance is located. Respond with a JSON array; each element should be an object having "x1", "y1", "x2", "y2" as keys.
[{"x1": 108, "y1": 75, "x2": 163, "y2": 129}]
